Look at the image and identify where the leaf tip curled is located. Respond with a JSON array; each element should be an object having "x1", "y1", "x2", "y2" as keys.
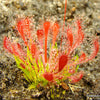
[
  {"x1": 85, "y1": 38, "x2": 99, "y2": 62},
  {"x1": 68, "y1": 71, "x2": 83, "y2": 83}
]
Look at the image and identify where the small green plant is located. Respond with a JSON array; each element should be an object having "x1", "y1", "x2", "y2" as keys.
[{"x1": 3, "y1": 0, "x2": 99, "y2": 89}]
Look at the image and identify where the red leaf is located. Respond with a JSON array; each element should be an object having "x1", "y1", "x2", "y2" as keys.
[
  {"x1": 68, "y1": 71, "x2": 83, "y2": 83},
  {"x1": 11, "y1": 44, "x2": 20, "y2": 56},
  {"x1": 85, "y1": 38, "x2": 99, "y2": 62},
  {"x1": 77, "y1": 20, "x2": 84, "y2": 44},
  {"x1": 93, "y1": 38, "x2": 99, "y2": 56},
  {"x1": 79, "y1": 52, "x2": 86, "y2": 61},
  {"x1": 17, "y1": 43, "x2": 27, "y2": 57},
  {"x1": 43, "y1": 72, "x2": 54, "y2": 81},
  {"x1": 31, "y1": 43, "x2": 37, "y2": 58},
  {"x1": 59, "y1": 55, "x2": 68, "y2": 72},
  {"x1": 68, "y1": 38, "x2": 99, "y2": 66},
  {"x1": 52, "y1": 22, "x2": 59, "y2": 45},
  {"x1": 3, "y1": 37, "x2": 13, "y2": 54},
  {"x1": 43, "y1": 21, "x2": 50, "y2": 36},
  {"x1": 17, "y1": 18, "x2": 31, "y2": 45},
  {"x1": 3, "y1": 37, "x2": 25, "y2": 61},
  {"x1": 66, "y1": 27, "x2": 73, "y2": 47},
  {"x1": 20, "y1": 63, "x2": 25, "y2": 69},
  {"x1": 37, "y1": 29, "x2": 44, "y2": 41},
  {"x1": 77, "y1": 38, "x2": 99, "y2": 64},
  {"x1": 44, "y1": 21, "x2": 50, "y2": 63},
  {"x1": 67, "y1": 20, "x2": 84, "y2": 55}
]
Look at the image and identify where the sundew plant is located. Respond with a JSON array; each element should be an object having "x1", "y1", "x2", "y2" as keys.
[{"x1": 3, "y1": 0, "x2": 99, "y2": 89}]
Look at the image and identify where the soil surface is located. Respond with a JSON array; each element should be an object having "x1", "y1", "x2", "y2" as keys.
[{"x1": 0, "y1": 0, "x2": 100, "y2": 100}]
